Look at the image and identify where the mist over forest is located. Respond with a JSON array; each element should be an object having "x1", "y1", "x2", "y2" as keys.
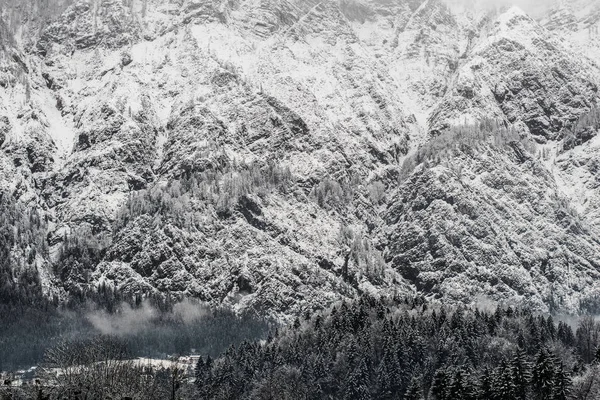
[{"x1": 0, "y1": 300, "x2": 270, "y2": 372}]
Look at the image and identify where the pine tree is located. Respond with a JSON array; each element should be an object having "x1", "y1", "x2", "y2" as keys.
[
  {"x1": 376, "y1": 349, "x2": 403, "y2": 399},
  {"x1": 494, "y1": 361, "x2": 516, "y2": 400},
  {"x1": 552, "y1": 362, "x2": 571, "y2": 400},
  {"x1": 447, "y1": 369, "x2": 466, "y2": 399},
  {"x1": 477, "y1": 368, "x2": 494, "y2": 400},
  {"x1": 344, "y1": 358, "x2": 372, "y2": 400},
  {"x1": 511, "y1": 349, "x2": 531, "y2": 400},
  {"x1": 404, "y1": 377, "x2": 424, "y2": 400},
  {"x1": 532, "y1": 349, "x2": 556, "y2": 400},
  {"x1": 194, "y1": 355, "x2": 213, "y2": 394},
  {"x1": 557, "y1": 322, "x2": 575, "y2": 347},
  {"x1": 430, "y1": 369, "x2": 448, "y2": 400}
]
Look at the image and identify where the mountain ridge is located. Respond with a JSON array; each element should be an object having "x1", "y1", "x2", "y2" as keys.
[{"x1": 1, "y1": 0, "x2": 600, "y2": 319}]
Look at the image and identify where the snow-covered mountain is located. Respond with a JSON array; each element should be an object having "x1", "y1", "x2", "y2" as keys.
[{"x1": 2, "y1": 0, "x2": 600, "y2": 319}]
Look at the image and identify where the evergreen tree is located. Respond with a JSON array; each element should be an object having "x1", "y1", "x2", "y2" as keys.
[
  {"x1": 344, "y1": 358, "x2": 372, "y2": 400},
  {"x1": 552, "y1": 362, "x2": 571, "y2": 400},
  {"x1": 477, "y1": 368, "x2": 494, "y2": 400},
  {"x1": 557, "y1": 322, "x2": 575, "y2": 347},
  {"x1": 447, "y1": 369, "x2": 466, "y2": 400},
  {"x1": 532, "y1": 349, "x2": 556, "y2": 400},
  {"x1": 194, "y1": 355, "x2": 206, "y2": 384},
  {"x1": 494, "y1": 361, "x2": 516, "y2": 400},
  {"x1": 511, "y1": 349, "x2": 531, "y2": 400},
  {"x1": 376, "y1": 349, "x2": 403, "y2": 399},
  {"x1": 404, "y1": 377, "x2": 424, "y2": 400},
  {"x1": 430, "y1": 369, "x2": 448, "y2": 400}
]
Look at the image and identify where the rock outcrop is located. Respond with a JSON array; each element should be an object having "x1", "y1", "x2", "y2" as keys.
[{"x1": 2, "y1": 0, "x2": 600, "y2": 318}]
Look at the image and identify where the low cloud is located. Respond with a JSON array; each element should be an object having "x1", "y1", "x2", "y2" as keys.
[
  {"x1": 173, "y1": 300, "x2": 210, "y2": 324},
  {"x1": 87, "y1": 302, "x2": 157, "y2": 336},
  {"x1": 86, "y1": 299, "x2": 209, "y2": 336}
]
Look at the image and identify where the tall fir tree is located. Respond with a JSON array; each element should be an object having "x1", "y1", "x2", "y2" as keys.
[
  {"x1": 532, "y1": 349, "x2": 556, "y2": 400},
  {"x1": 430, "y1": 369, "x2": 448, "y2": 400},
  {"x1": 404, "y1": 377, "x2": 424, "y2": 400},
  {"x1": 511, "y1": 349, "x2": 531, "y2": 400},
  {"x1": 552, "y1": 362, "x2": 571, "y2": 400}
]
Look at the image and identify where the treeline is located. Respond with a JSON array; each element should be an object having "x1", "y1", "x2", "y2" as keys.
[
  {"x1": 401, "y1": 119, "x2": 537, "y2": 179},
  {"x1": 8, "y1": 296, "x2": 600, "y2": 399},
  {"x1": 193, "y1": 296, "x2": 600, "y2": 400},
  {"x1": 114, "y1": 161, "x2": 293, "y2": 230},
  {"x1": 0, "y1": 192, "x2": 49, "y2": 306},
  {"x1": 115, "y1": 158, "x2": 386, "y2": 230}
]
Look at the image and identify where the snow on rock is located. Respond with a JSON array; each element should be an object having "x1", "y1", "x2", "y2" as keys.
[
  {"x1": 2, "y1": 0, "x2": 600, "y2": 319},
  {"x1": 384, "y1": 140, "x2": 600, "y2": 313},
  {"x1": 429, "y1": 5, "x2": 599, "y2": 140}
]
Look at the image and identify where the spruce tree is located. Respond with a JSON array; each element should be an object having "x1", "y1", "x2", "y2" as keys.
[
  {"x1": 511, "y1": 349, "x2": 531, "y2": 400},
  {"x1": 494, "y1": 361, "x2": 516, "y2": 400},
  {"x1": 557, "y1": 322, "x2": 575, "y2": 347},
  {"x1": 552, "y1": 362, "x2": 571, "y2": 400},
  {"x1": 532, "y1": 349, "x2": 556, "y2": 400},
  {"x1": 477, "y1": 368, "x2": 494, "y2": 400},
  {"x1": 404, "y1": 377, "x2": 424, "y2": 400},
  {"x1": 430, "y1": 369, "x2": 448, "y2": 400},
  {"x1": 447, "y1": 369, "x2": 467, "y2": 400},
  {"x1": 344, "y1": 358, "x2": 372, "y2": 400}
]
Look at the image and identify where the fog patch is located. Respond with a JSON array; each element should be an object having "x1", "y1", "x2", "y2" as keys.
[
  {"x1": 87, "y1": 302, "x2": 157, "y2": 336},
  {"x1": 86, "y1": 299, "x2": 212, "y2": 336},
  {"x1": 173, "y1": 299, "x2": 210, "y2": 324},
  {"x1": 472, "y1": 296, "x2": 499, "y2": 313},
  {"x1": 555, "y1": 313, "x2": 600, "y2": 330}
]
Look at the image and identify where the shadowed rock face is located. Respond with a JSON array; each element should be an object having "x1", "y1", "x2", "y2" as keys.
[{"x1": 1, "y1": 0, "x2": 600, "y2": 318}]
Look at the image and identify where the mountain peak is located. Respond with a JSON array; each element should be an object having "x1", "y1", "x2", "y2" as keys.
[{"x1": 496, "y1": 5, "x2": 535, "y2": 28}]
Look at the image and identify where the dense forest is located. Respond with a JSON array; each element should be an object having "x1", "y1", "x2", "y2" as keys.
[
  {"x1": 193, "y1": 295, "x2": 600, "y2": 400},
  {"x1": 4, "y1": 296, "x2": 600, "y2": 399}
]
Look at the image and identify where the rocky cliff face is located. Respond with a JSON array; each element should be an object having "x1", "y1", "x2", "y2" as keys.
[
  {"x1": 431, "y1": 7, "x2": 598, "y2": 140},
  {"x1": 2, "y1": 0, "x2": 600, "y2": 319}
]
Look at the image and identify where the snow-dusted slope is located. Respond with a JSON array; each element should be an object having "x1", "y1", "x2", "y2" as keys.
[
  {"x1": 537, "y1": 0, "x2": 600, "y2": 238},
  {"x1": 2, "y1": 0, "x2": 600, "y2": 318}
]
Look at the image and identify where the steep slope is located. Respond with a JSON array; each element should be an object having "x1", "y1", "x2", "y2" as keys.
[
  {"x1": 1, "y1": 0, "x2": 421, "y2": 317},
  {"x1": 384, "y1": 127, "x2": 600, "y2": 313},
  {"x1": 383, "y1": 5, "x2": 600, "y2": 313},
  {"x1": 1, "y1": 0, "x2": 600, "y2": 318},
  {"x1": 536, "y1": 0, "x2": 600, "y2": 239},
  {"x1": 542, "y1": 0, "x2": 600, "y2": 60},
  {"x1": 430, "y1": 6, "x2": 598, "y2": 140}
]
